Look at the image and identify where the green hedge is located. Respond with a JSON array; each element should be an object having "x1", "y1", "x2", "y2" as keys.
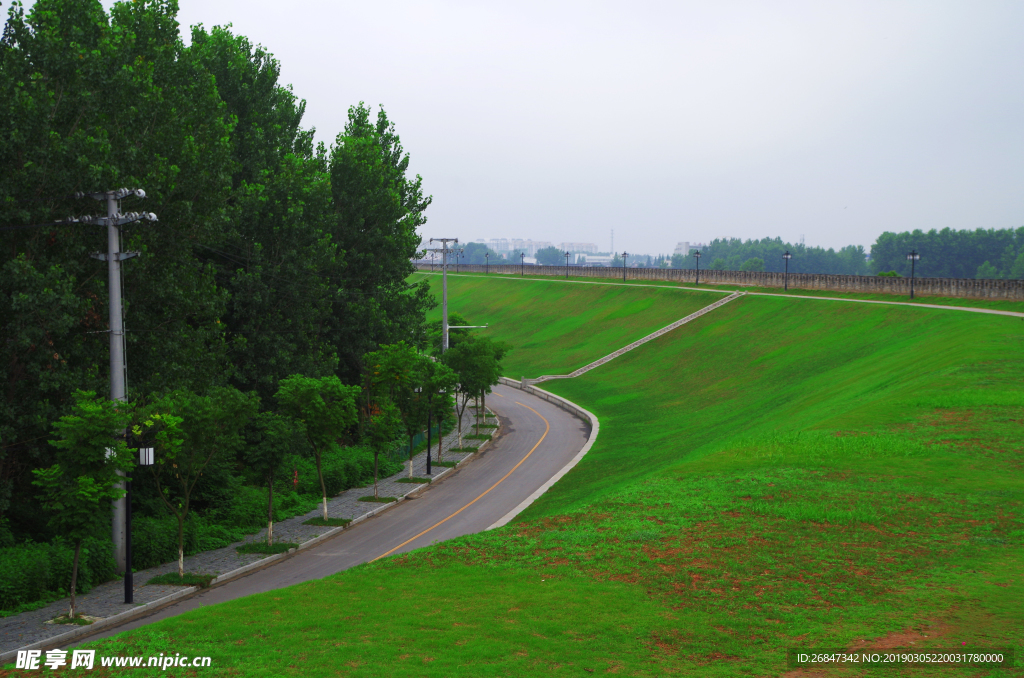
[
  {"x1": 274, "y1": 445, "x2": 402, "y2": 497},
  {"x1": 0, "y1": 537, "x2": 116, "y2": 611},
  {"x1": 1, "y1": 446, "x2": 406, "y2": 613}
]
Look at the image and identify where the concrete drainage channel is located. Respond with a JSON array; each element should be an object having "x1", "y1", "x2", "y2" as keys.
[{"x1": 0, "y1": 408, "x2": 500, "y2": 663}]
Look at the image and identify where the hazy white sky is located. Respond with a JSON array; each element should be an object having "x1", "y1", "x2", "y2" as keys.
[{"x1": 25, "y1": 0, "x2": 1024, "y2": 254}]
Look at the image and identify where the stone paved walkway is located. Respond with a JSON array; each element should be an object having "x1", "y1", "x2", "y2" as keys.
[{"x1": 0, "y1": 409, "x2": 497, "y2": 655}]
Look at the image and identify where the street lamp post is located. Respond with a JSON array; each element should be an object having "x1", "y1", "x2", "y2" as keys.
[
  {"x1": 693, "y1": 250, "x2": 701, "y2": 285},
  {"x1": 622, "y1": 252, "x2": 628, "y2": 282},
  {"x1": 485, "y1": 252, "x2": 489, "y2": 274},
  {"x1": 906, "y1": 249, "x2": 920, "y2": 299},
  {"x1": 430, "y1": 252, "x2": 435, "y2": 271},
  {"x1": 428, "y1": 238, "x2": 458, "y2": 352},
  {"x1": 125, "y1": 446, "x2": 154, "y2": 603},
  {"x1": 782, "y1": 251, "x2": 792, "y2": 291},
  {"x1": 521, "y1": 252, "x2": 525, "y2": 276},
  {"x1": 565, "y1": 251, "x2": 570, "y2": 278}
]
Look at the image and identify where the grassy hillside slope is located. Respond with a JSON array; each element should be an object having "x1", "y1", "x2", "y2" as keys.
[
  {"x1": 77, "y1": 277, "x2": 1023, "y2": 677},
  {"x1": 411, "y1": 271, "x2": 721, "y2": 377}
]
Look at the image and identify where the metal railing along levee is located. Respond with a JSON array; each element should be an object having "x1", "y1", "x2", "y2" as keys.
[{"x1": 414, "y1": 263, "x2": 1024, "y2": 301}]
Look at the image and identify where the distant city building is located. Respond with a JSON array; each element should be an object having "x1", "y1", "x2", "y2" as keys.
[
  {"x1": 559, "y1": 242, "x2": 598, "y2": 254},
  {"x1": 674, "y1": 241, "x2": 706, "y2": 255},
  {"x1": 485, "y1": 238, "x2": 553, "y2": 256}
]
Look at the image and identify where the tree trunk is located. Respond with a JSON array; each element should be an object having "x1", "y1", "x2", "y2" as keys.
[
  {"x1": 457, "y1": 400, "x2": 463, "y2": 449},
  {"x1": 426, "y1": 410, "x2": 432, "y2": 467},
  {"x1": 373, "y1": 451, "x2": 379, "y2": 499},
  {"x1": 408, "y1": 433, "x2": 414, "y2": 478},
  {"x1": 267, "y1": 476, "x2": 274, "y2": 545},
  {"x1": 475, "y1": 393, "x2": 480, "y2": 435},
  {"x1": 68, "y1": 539, "x2": 82, "y2": 619},
  {"x1": 176, "y1": 513, "x2": 185, "y2": 577},
  {"x1": 315, "y1": 451, "x2": 328, "y2": 521}
]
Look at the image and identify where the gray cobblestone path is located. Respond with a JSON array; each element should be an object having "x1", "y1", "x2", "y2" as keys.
[{"x1": 0, "y1": 410, "x2": 496, "y2": 654}]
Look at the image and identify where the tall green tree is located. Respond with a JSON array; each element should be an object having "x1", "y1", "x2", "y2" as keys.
[
  {"x1": 1, "y1": 0, "x2": 234, "y2": 536},
  {"x1": 328, "y1": 104, "x2": 435, "y2": 377},
  {"x1": 33, "y1": 391, "x2": 133, "y2": 619},
  {"x1": 189, "y1": 26, "x2": 341, "y2": 404}
]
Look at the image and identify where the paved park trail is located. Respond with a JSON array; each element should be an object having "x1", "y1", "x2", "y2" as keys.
[{"x1": 70, "y1": 383, "x2": 589, "y2": 647}]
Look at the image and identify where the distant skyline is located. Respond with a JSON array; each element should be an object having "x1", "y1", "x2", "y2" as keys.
[{"x1": 18, "y1": 0, "x2": 1024, "y2": 255}]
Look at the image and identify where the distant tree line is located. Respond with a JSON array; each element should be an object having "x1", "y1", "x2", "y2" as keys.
[
  {"x1": 871, "y1": 227, "x2": 1024, "y2": 280},
  {"x1": 657, "y1": 229, "x2": 1024, "y2": 279}
]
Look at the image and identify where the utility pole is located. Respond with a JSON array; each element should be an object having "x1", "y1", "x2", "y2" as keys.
[
  {"x1": 428, "y1": 238, "x2": 458, "y2": 352},
  {"x1": 73, "y1": 188, "x2": 156, "y2": 575}
]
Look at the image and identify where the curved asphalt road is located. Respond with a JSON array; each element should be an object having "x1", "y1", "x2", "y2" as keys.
[{"x1": 82, "y1": 383, "x2": 589, "y2": 642}]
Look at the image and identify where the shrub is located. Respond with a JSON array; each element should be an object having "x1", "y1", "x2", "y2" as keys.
[{"x1": 0, "y1": 536, "x2": 116, "y2": 611}]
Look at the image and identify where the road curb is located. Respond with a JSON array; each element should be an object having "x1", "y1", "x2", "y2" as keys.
[
  {"x1": 487, "y1": 381, "x2": 599, "y2": 529},
  {"x1": 0, "y1": 587, "x2": 198, "y2": 663}
]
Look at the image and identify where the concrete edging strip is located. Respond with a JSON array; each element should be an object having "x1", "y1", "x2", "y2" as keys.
[
  {"x1": 486, "y1": 379, "x2": 599, "y2": 530},
  {"x1": 0, "y1": 586, "x2": 198, "y2": 663}
]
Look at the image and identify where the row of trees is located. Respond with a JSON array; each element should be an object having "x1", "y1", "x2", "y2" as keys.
[
  {"x1": 1, "y1": 0, "x2": 434, "y2": 541},
  {"x1": 36, "y1": 323, "x2": 509, "y2": 619}
]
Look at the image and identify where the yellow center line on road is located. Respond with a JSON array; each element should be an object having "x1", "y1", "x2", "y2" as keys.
[{"x1": 371, "y1": 401, "x2": 550, "y2": 562}]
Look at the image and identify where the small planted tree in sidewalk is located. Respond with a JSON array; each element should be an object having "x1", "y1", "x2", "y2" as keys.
[
  {"x1": 363, "y1": 396, "x2": 403, "y2": 499},
  {"x1": 33, "y1": 391, "x2": 133, "y2": 619},
  {"x1": 421, "y1": 360, "x2": 457, "y2": 461},
  {"x1": 443, "y1": 337, "x2": 509, "y2": 446},
  {"x1": 244, "y1": 412, "x2": 301, "y2": 545},
  {"x1": 276, "y1": 375, "x2": 360, "y2": 520},
  {"x1": 137, "y1": 387, "x2": 257, "y2": 576}
]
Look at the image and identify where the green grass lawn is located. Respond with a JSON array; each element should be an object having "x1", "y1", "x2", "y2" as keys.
[
  {"x1": 412, "y1": 271, "x2": 720, "y2": 378},
  {"x1": 73, "y1": 277, "x2": 1023, "y2": 676}
]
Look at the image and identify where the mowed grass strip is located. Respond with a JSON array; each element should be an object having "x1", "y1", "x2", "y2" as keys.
[{"x1": 81, "y1": 279, "x2": 1024, "y2": 676}]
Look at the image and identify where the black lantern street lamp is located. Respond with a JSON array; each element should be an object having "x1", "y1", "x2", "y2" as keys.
[
  {"x1": 782, "y1": 250, "x2": 792, "y2": 291},
  {"x1": 455, "y1": 248, "x2": 464, "y2": 273},
  {"x1": 520, "y1": 251, "x2": 525, "y2": 276},
  {"x1": 906, "y1": 249, "x2": 920, "y2": 299},
  {"x1": 622, "y1": 252, "x2": 628, "y2": 281},
  {"x1": 693, "y1": 250, "x2": 702, "y2": 285},
  {"x1": 125, "y1": 446, "x2": 154, "y2": 603},
  {"x1": 565, "y1": 251, "x2": 571, "y2": 278},
  {"x1": 430, "y1": 251, "x2": 435, "y2": 272},
  {"x1": 485, "y1": 252, "x2": 489, "y2": 274}
]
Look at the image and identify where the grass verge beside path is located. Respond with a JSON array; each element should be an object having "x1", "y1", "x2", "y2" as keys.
[{"x1": 78, "y1": 282, "x2": 1023, "y2": 676}]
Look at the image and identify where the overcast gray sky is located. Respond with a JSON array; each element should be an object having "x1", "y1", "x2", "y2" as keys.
[{"x1": 35, "y1": 1, "x2": 1024, "y2": 254}]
